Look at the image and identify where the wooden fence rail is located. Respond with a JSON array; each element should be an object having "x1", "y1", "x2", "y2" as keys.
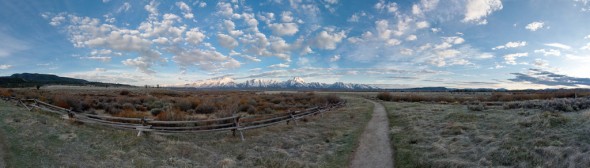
[{"x1": 1, "y1": 96, "x2": 345, "y2": 140}]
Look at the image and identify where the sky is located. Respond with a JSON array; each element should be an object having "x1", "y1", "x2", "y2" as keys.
[{"x1": 1, "y1": 0, "x2": 590, "y2": 89}]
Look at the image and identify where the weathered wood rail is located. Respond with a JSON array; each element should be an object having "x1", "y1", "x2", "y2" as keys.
[{"x1": 1, "y1": 96, "x2": 345, "y2": 140}]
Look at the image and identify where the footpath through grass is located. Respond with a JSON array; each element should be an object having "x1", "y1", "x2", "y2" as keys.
[
  {"x1": 0, "y1": 96, "x2": 372, "y2": 167},
  {"x1": 384, "y1": 101, "x2": 590, "y2": 167}
]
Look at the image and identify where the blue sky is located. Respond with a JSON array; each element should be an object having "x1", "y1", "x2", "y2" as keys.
[{"x1": 1, "y1": 0, "x2": 590, "y2": 89}]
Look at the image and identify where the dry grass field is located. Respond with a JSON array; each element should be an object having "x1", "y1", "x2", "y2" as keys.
[
  {"x1": 0, "y1": 95, "x2": 372, "y2": 167},
  {"x1": 380, "y1": 93, "x2": 590, "y2": 167}
]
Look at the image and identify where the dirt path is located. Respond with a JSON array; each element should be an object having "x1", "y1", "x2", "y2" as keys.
[
  {"x1": 350, "y1": 99, "x2": 393, "y2": 168},
  {"x1": 0, "y1": 127, "x2": 6, "y2": 168}
]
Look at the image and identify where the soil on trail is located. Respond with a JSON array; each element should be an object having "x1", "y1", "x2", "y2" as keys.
[
  {"x1": 350, "y1": 99, "x2": 394, "y2": 168},
  {"x1": 0, "y1": 129, "x2": 6, "y2": 167}
]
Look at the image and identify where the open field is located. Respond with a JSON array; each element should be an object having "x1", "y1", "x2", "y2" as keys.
[
  {"x1": 383, "y1": 100, "x2": 590, "y2": 167},
  {"x1": 0, "y1": 95, "x2": 372, "y2": 167}
]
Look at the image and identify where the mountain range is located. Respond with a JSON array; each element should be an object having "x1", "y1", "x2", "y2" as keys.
[
  {"x1": 177, "y1": 76, "x2": 378, "y2": 90},
  {"x1": 0, "y1": 73, "x2": 132, "y2": 88}
]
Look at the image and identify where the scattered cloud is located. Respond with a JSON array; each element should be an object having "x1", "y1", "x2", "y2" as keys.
[
  {"x1": 314, "y1": 30, "x2": 347, "y2": 50},
  {"x1": 0, "y1": 64, "x2": 13, "y2": 70},
  {"x1": 544, "y1": 43, "x2": 571, "y2": 50},
  {"x1": 534, "y1": 49, "x2": 561, "y2": 56},
  {"x1": 329, "y1": 54, "x2": 341, "y2": 62},
  {"x1": 268, "y1": 63, "x2": 290, "y2": 68},
  {"x1": 492, "y1": 41, "x2": 527, "y2": 50},
  {"x1": 268, "y1": 23, "x2": 299, "y2": 36},
  {"x1": 176, "y1": 2, "x2": 194, "y2": 19},
  {"x1": 510, "y1": 68, "x2": 590, "y2": 86},
  {"x1": 463, "y1": 0, "x2": 503, "y2": 25},
  {"x1": 525, "y1": 21, "x2": 544, "y2": 31},
  {"x1": 532, "y1": 59, "x2": 549, "y2": 68},
  {"x1": 504, "y1": 52, "x2": 528, "y2": 65}
]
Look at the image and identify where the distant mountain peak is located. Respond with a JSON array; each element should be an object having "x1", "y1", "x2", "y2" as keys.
[{"x1": 181, "y1": 77, "x2": 377, "y2": 90}]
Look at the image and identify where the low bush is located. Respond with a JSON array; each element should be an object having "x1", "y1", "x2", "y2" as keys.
[
  {"x1": 150, "y1": 108, "x2": 163, "y2": 116},
  {"x1": 119, "y1": 90, "x2": 130, "y2": 96},
  {"x1": 195, "y1": 104, "x2": 216, "y2": 114},
  {"x1": 377, "y1": 92, "x2": 393, "y2": 101}
]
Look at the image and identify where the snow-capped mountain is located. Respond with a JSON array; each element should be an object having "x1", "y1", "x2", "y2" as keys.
[
  {"x1": 182, "y1": 77, "x2": 378, "y2": 90},
  {"x1": 185, "y1": 76, "x2": 237, "y2": 88}
]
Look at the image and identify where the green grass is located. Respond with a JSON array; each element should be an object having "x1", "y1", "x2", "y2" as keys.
[
  {"x1": 0, "y1": 95, "x2": 372, "y2": 167},
  {"x1": 383, "y1": 101, "x2": 590, "y2": 167}
]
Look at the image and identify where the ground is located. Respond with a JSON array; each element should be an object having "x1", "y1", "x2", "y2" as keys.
[
  {"x1": 350, "y1": 99, "x2": 393, "y2": 168},
  {"x1": 383, "y1": 101, "x2": 590, "y2": 167},
  {"x1": 0, "y1": 96, "x2": 372, "y2": 167}
]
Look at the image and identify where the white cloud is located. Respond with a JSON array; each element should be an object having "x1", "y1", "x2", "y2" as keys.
[
  {"x1": 329, "y1": 54, "x2": 341, "y2": 62},
  {"x1": 117, "y1": 2, "x2": 131, "y2": 13},
  {"x1": 185, "y1": 28, "x2": 206, "y2": 45},
  {"x1": 544, "y1": 43, "x2": 571, "y2": 50},
  {"x1": 87, "y1": 56, "x2": 111, "y2": 62},
  {"x1": 95, "y1": 68, "x2": 107, "y2": 72},
  {"x1": 268, "y1": 63, "x2": 290, "y2": 68},
  {"x1": 463, "y1": 0, "x2": 503, "y2": 25},
  {"x1": 375, "y1": 20, "x2": 392, "y2": 40},
  {"x1": 406, "y1": 35, "x2": 417, "y2": 41},
  {"x1": 492, "y1": 41, "x2": 527, "y2": 50},
  {"x1": 176, "y1": 2, "x2": 194, "y2": 19},
  {"x1": 315, "y1": 30, "x2": 347, "y2": 50},
  {"x1": 412, "y1": 4, "x2": 422, "y2": 15},
  {"x1": 0, "y1": 64, "x2": 13, "y2": 70},
  {"x1": 534, "y1": 49, "x2": 561, "y2": 56},
  {"x1": 581, "y1": 43, "x2": 590, "y2": 50},
  {"x1": 585, "y1": 35, "x2": 590, "y2": 39},
  {"x1": 171, "y1": 49, "x2": 241, "y2": 71},
  {"x1": 400, "y1": 48, "x2": 413, "y2": 55},
  {"x1": 504, "y1": 52, "x2": 528, "y2": 65},
  {"x1": 280, "y1": 11, "x2": 294, "y2": 22},
  {"x1": 348, "y1": 13, "x2": 359, "y2": 22},
  {"x1": 386, "y1": 39, "x2": 401, "y2": 46},
  {"x1": 374, "y1": 0, "x2": 398, "y2": 13},
  {"x1": 49, "y1": 15, "x2": 66, "y2": 26},
  {"x1": 217, "y1": 34, "x2": 239, "y2": 49},
  {"x1": 145, "y1": 1, "x2": 159, "y2": 16},
  {"x1": 443, "y1": 36, "x2": 465, "y2": 45},
  {"x1": 416, "y1": 21, "x2": 429, "y2": 29},
  {"x1": 532, "y1": 59, "x2": 549, "y2": 67},
  {"x1": 198, "y1": 2, "x2": 207, "y2": 8},
  {"x1": 525, "y1": 21, "x2": 545, "y2": 31},
  {"x1": 412, "y1": 0, "x2": 439, "y2": 15},
  {"x1": 268, "y1": 23, "x2": 299, "y2": 36}
]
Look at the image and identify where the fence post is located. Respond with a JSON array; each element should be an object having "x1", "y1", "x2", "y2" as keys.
[{"x1": 290, "y1": 111, "x2": 298, "y2": 126}]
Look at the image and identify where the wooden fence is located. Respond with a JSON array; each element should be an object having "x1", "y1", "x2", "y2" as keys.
[{"x1": 0, "y1": 96, "x2": 345, "y2": 140}]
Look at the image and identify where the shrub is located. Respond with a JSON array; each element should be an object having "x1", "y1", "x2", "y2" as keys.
[
  {"x1": 156, "y1": 110, "x2": 186, "y2": 121},
  {"x1": 467, "y1": 103, "x2": 486, "y2": 111},
  {"x1": 195, "y1": 104, "x2": 216, "y2": 114},
  {"x1": 175, "y1": 99, "x2": 194, "y2": 111},
  {"x1": 377, "y1": 92, "x2": 393, "y2": 101},
  {"x1": 115, "y1": 109, "x2": 148, "y2": 118},
  {"x1": 122, "y1": 103, "x2": 136, "y2": 111},
  {"x1": 119, "y1": 90, "x2": 130, "y2": 96},
  {"x1": 325, "y1": 95, "x2": 341, "y2": 104},
  {"x1": 150, "y1": 108, "x2": 163, "y2": 116}
]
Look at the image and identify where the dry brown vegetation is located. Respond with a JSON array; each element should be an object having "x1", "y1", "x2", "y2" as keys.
[
  {"x1": 377, "y1": 90, "x2": 590, "y2": 103},
  {"x1": 377, "y1": 90, "x2": 590, "y2": 167},
  {"x1": 0, "y1": 88, "x2": 341, "y2": 121}
]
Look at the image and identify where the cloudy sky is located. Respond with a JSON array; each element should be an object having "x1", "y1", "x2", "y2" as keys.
[{"x1": 1, "y1": 0, "x2": 590, "y2": 89}]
